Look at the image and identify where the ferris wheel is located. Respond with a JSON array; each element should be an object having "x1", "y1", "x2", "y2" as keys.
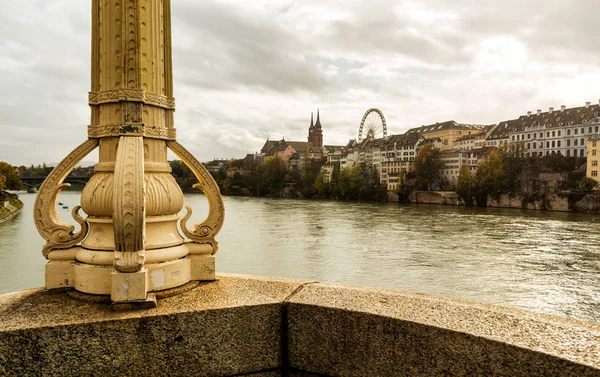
[{"x1": 358, "y1": 108, "x2": 387, "y2": 142}]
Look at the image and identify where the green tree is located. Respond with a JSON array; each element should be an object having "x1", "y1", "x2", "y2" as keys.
[
  {"x1": 456, "y1": 164, "x2": 475, "y2": 205},
  {"x1": 331, "y1": 162, "x2": 340, "y2": 182},
  {"x1": 474, "y1": 149, "x2": 505, "y2": 206},
  {"x1": 332, "y1": 163, "x2": 386, "y2": 201},
  {"x1": 313, "y1": 171, "x2": 330, "y2": 199},
  {"x1": 169, "y1": 160, "x2": 197, "y2": 191},
  {"x1": 0, "y1": 162, "x2": 22, "y2": 190},
  {"x1": 414, "y1": 143, "x2": 444, "y2": 190},
  {"x1": 578, "y1": 177, "x2": 599, "y2": 192},
  {"x1": 255, "y1": 157, "x2": 287, "y2": 196},
  {"x1": 395, "y1": 179, "x2": 413, "y2": 203},
  {"x1": 0, "y1": 174, "x2": 6, "y2": 192},
  {"x1": 334, "y1": 165, "x2": 362, "y2": 200}
]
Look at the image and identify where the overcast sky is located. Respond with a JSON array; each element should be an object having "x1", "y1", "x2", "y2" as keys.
[{"x1": 1, "y1": 0, "x2": 600, "y2": 166}]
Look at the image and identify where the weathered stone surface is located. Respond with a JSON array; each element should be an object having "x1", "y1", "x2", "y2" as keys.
[
  {"x1": 409, "y1": 191, "x2": 466, "y2": 205},
  {"x1": 287, "y1": 369, "x2": 329, "y2": 377},
  {"x1": 0, "y1": 275, "x2": 305, "y2": 377},
  {"x1": 286, "y1": 283, "x2": 600, "y2": 377},
  {"x1": 241, "y1": 371, "x2": 281, "y2": 377},
  {"x1": 0, "y1": 274, "x2": 598, "y2": 376}
]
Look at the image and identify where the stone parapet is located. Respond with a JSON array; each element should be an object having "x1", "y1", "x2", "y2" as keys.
[{"x1": 0, "y1": 274, "x2": 597, "y2": 376}]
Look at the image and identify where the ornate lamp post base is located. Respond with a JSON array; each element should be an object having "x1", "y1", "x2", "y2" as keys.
[{"x1": 34, "y1": 0, "x2": 224, "y2": 305}]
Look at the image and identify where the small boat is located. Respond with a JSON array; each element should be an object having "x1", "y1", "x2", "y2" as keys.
[
  {"x1": 62, "y1": 206, "x2": 68, "y2": 210},
  {"x1": 58, "y1": 202, "x2": 64, "y2": 205}
]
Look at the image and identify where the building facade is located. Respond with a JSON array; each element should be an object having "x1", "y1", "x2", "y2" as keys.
[
  {"x1": 407, "y1": 121, "x2": 484, "y2": 150},
  {"x1": 489, "y1": 102, "x2": 600, "y2": 158},
  {"x1": 587, "y1": 136, "x2": 600, "y2": 184}
]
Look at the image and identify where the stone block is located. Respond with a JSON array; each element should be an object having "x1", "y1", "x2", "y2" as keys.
[
  {"x1": 0, "y1": 275, "x2": 306, "y2": 376},
  {"x1": 45, "y1": 261, "x2": 74, "y2": 289},
  {"x1": 0, "y1": 275, "x2": 598, "y2": 376},
  {"x1": 286, "y1": 283, "x2": 600, "y2": 377},
  {"x1": 242, "y1": 371, "x2": 282, "y2": 377},
  {"x1": 111, "y1": 268, "x2": 148, "y2": 302},
  {"x1": 287, "y1": 369, "x2": 327, "y2": 377},
  {"x1": 74, "y1": 263, "x2": 112, "y2": 295},
  {"x1": 190, "y1": 254, "x2": 216, "y2": 281},
  {"x1": 147, "y1": 258, "x2": 191, "y2": 291}
]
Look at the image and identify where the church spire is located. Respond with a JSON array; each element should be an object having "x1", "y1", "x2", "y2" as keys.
[
  {"x1": 315, "y1": 108, "x2": 322, "y2": 129},
  {"x1": 310, "y1": 112, "x2": 314, "y2": 128}
]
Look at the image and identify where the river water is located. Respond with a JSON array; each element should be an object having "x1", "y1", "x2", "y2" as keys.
[{"x1": 1, "y1": 191, "x2": 599, "y2": 323}]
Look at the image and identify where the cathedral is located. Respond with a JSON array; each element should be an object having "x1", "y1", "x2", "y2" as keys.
[{"x1": 259, "y1": 110, "x2": 326, "y2": 168}]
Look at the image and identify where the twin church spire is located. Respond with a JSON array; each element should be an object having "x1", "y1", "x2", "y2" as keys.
[{"x1": 307, "y1": 109, "x2": 323, "y2": 148}]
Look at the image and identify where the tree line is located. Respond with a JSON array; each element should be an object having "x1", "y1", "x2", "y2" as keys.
[
  {"x1": 170, "y1": 157, "x2": 388, "y2": 202},
  {"x1": 398, "y1": 143, "x2": 597, "y2": 206}
]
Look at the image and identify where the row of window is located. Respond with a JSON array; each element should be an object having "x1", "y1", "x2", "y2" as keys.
[
  {"x1": 527, "y1": 150, "x2": 586, "y2": 157},
  {"x1": 525, "y1": 138, "x2": 589, "y2": 150},
  {"x1": 511, "y1": 126, "x2": 600, "y2": 142},
  {"x1": 382, "y1": 157, "x2": 415, "y2": 162}
]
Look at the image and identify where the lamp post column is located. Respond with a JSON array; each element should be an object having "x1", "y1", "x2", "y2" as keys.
[{"x1": 35, "y1": 0, "x2": 225, "y2": 306}]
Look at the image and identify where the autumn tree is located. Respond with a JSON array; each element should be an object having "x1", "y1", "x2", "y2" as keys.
[
  {"x1": 0, "y1": 162, "x2": 22, "y2": 191},
  {"x1": 456, "y1": 164, "x2": 475, "y2": 205},
  {"x1": 414, "y1": 143, "x2": 444, "y2": 190},
  {"x1": 473, "y1": 149, "x2": 505, "y2": 206},
  {"x1": 0, "y1": 175, "x2": 6, "y2": 192}
]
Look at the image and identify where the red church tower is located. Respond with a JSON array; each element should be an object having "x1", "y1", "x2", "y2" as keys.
[{"x1": 307, "y1": 109, "x2": 323, "y2": 148}]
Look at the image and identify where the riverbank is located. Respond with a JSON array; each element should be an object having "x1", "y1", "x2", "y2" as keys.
[
  {"x1": 221, "y1": 188, "x2": 600, "y2": 214},
  {"x1": 0, "y1": 193, "x2": 23, "y2": 225},
  {"x1": 407, "y1": 190, "x2": 600, "y2": 213}
]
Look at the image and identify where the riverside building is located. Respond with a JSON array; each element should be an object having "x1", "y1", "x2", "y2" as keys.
[
  {"x1": 487, "y1": 101, "x2": 600, "y2": 158},
  {"x1": 260, "y1": 111, "x2": 345, "y2": 169},
  {"x1": 406, "y1": 120, "x2": 485, "y2": 150},
  {"x1": 587, "y1": 135, "x2": 600, "y2": 184}
]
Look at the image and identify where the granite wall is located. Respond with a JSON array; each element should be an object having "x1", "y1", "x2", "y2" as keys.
[
  {"x1": 409, "y1": 191, "x2": 465, "y2": 205},
  {"x1": 0, "y1": 274, "x2": 597, "y2": 376},
  {"x1": 405, "y1": 190, "x2": 600, "y2": 213}
]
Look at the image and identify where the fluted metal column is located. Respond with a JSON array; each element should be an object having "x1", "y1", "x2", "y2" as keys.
[{"x1": 34, "y1": 0, "x2": 224, "y2": 306}]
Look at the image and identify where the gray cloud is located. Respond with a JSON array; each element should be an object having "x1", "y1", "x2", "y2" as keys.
[
  {"x1": 1, "y1": 0, "x2": 599, "y2": 166},
  {"x1": 172, "y1": 1, "x2": 326, "y2": 93},
  {"x1": 323, "y1": 5, "x2": 469, "y2": 65}
]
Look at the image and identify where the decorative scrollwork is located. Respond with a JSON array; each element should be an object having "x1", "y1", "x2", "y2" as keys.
[
  {"x1": 113, "y1": 136, "x2": 146, "y2": 272},
  {"x1": 34, "y1": 139, "x2": 99, "y2": 258},
  {"x1": 167, "y1": 140, "x2": 224, "y2": 254},
  {"x1": 87, "y1": 124, "x2": 177, "y2": 140},
  {"x1": 88, "y1": 90, "x2": 175, "y2": 110}
]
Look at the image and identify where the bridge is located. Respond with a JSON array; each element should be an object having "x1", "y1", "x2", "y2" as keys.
[{"x1": 20, "y1": 176, "x2": 91, "y2": 190}]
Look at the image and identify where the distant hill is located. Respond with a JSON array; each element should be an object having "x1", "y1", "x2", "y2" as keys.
[{"x1": 46, "y1": 160, "x2": 97, "y2": 168}]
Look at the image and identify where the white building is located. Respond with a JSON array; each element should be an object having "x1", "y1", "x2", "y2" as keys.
[{"x1": 488, "y1": 101, "x2": 600, "y2": 158}]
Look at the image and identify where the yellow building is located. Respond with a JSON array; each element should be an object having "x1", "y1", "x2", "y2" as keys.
[
  {"x1": 406, "y1": 121, "x2": 484, "y2": 150},
  {"x1": 586, "y1": 136, "x2": 600, "y2": 184}
]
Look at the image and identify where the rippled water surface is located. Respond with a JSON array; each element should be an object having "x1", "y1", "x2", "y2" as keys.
[{"x1": 1, "y1": 191, "x2": 599, "y2": 322}]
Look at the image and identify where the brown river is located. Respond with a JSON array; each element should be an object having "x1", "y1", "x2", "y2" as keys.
[{"x1": 1, "y1": 191, "x2": 598, "y2": 323}]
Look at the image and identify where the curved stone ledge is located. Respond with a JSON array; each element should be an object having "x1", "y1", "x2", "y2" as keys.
[
  {"x1": 0, "y1": 274, "x2": 597, "y2": 376},
  {"x1": 0, "y1": 199, "x2": 23, "y2": 225}
]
